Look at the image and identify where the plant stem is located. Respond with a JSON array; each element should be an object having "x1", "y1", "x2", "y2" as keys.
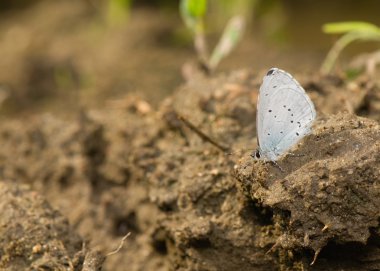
[
  {"x1": 321, "y1": 31, "x2": 380, "y2": 75},
  {"x1": 194, "y1": 30, "x2": 209, "y2": 69}
]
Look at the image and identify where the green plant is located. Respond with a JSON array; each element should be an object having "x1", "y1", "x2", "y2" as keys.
[
  {"x1": 321, "y1": 21, "x2": 380, "y2": 75},
  {"x1": 107, "y1": 0, "x2": 132, "y2": 26},
  {"x1": 180, "y1": 0, "x2": 245, "y2": 72}
]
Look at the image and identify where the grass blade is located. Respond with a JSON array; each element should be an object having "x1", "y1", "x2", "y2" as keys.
[
  {"x1": 209, "y1": 15, "x2": 245, "y2": 71},
  {"x1": 323, "y1": 21, "x2": 380, "y2": 34}
]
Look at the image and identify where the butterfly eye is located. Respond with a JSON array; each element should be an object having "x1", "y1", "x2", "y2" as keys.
[{"x1": 251, "y1": 150, "x2": 261, "y2": 159}]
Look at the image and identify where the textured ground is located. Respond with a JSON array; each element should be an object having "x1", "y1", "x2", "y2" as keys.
[{"x1": 0, "y1": 68, "x2": 379, "y2": 270}]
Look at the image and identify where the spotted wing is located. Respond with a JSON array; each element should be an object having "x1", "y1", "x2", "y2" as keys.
[{"x1": 256, "y1": 68, "x2": 316, "y2": 160}]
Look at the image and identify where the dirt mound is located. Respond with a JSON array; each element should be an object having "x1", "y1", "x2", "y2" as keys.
[
  {"x1": 0, "y1": 69, "x2": 379, "y2": 270},
  {"x1": 0, "y1": 181, "x2": 101, "y2": 270},
  {"x1": 235, "y1": 113, "x2": 380, "y2": 269}
]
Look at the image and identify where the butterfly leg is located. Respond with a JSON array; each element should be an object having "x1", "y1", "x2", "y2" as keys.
[
  {"x1": 286, "y1": 152, "x2": 304, "y2": 158},
  {"x1": 270, "y1": 161, "x2": 284, "y2": 172},
  {"x1": 243, "y1": 160, "x2": 252, "y2": 169}
]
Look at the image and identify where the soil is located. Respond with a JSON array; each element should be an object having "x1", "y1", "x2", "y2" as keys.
[
  {"x1": 0, "y1": 66, "x2": 379, "y2": 270},
  {"x1": 1, "y1": 2, "x2": 380, "y2": 271}
]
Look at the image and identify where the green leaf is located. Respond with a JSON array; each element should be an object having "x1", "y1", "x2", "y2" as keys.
[
  {"x1": 107, "y1": 0, "x2": 132, "y2": 26},
  {"x1": 183, "y1": 0, "x2": 207, "y2": 18},
  {"x1": 345, "y1": 68, "x2": 363, "y2": 80},
  {"x1": 322, "y1": 21, "x2": 380, "y2": 34},
  {"x1": 180, "y1": 0, "x2": 207, "y2": 31}
]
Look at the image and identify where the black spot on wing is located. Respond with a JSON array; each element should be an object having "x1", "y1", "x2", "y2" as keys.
[{"x1": 266, "y1": 69, "x2": 275, "y2": 76}]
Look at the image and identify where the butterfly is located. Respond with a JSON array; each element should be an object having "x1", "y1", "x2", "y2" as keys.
[{"x1": 252, "y1": 68, "x2": 316, "y2": 162}]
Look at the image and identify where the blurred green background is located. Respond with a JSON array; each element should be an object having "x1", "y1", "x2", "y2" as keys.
[{"x1": 0, "y1": 0, "x2": 380, "y2": 116}]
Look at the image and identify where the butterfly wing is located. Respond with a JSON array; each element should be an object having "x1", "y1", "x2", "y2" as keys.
[{"x1": 257, "y1": 68, "x2": 316, "y2": 160}]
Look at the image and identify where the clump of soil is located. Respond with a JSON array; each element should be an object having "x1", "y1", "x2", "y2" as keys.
[
  {"x1": 0, "y1": 181, "x2": 103, "y2": 270},
  {"x1": 154, "y1": 70, "x2": 380, "y2": 270},
  {"x1": 302, "y1": 73, "x2": 380, "y2": 121},
  {"x1": 235, "y1": 113, "x2": 380, "y2": 269},
  {"x1": 0, "y1": 107, "x2": 166, "y2": 270},
  {"x1": 0, "y1": 68, "x2": 379, "y2": 270}
]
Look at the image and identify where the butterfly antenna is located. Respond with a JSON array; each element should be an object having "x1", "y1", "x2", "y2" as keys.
[{"x1": 176, "y1": 112, "x2": 230, "y2": 153}]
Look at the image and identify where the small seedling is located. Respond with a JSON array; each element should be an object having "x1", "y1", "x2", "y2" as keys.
[
  {"x1": 180, "y1": 0, "x2": 245, "y2": 72},
  {"x1": 107, "y1": 0, "x2": 132, "y2": 26},
  {"x1": 320, "y1": 21, "x2": 380, "y2": 75},
  {"x1": 209, "y1": 16, "x2": 245, "y2": 71}
]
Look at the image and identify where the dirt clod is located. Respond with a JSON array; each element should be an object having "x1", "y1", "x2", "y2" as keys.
[
  {"x1": 0, "y1": 182, "x2": 89, "y2": 270},
  {"x1": 235, "y1": 113, "x2": 380, "y2": 269},
  {"x1": 0, "y1": 68, "x2": 380, "y2": 270}
]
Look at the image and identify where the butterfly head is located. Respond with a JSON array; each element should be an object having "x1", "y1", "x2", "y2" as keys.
[{"x1": 251, "y1": 149, "x2": 261, "y2": 160}]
